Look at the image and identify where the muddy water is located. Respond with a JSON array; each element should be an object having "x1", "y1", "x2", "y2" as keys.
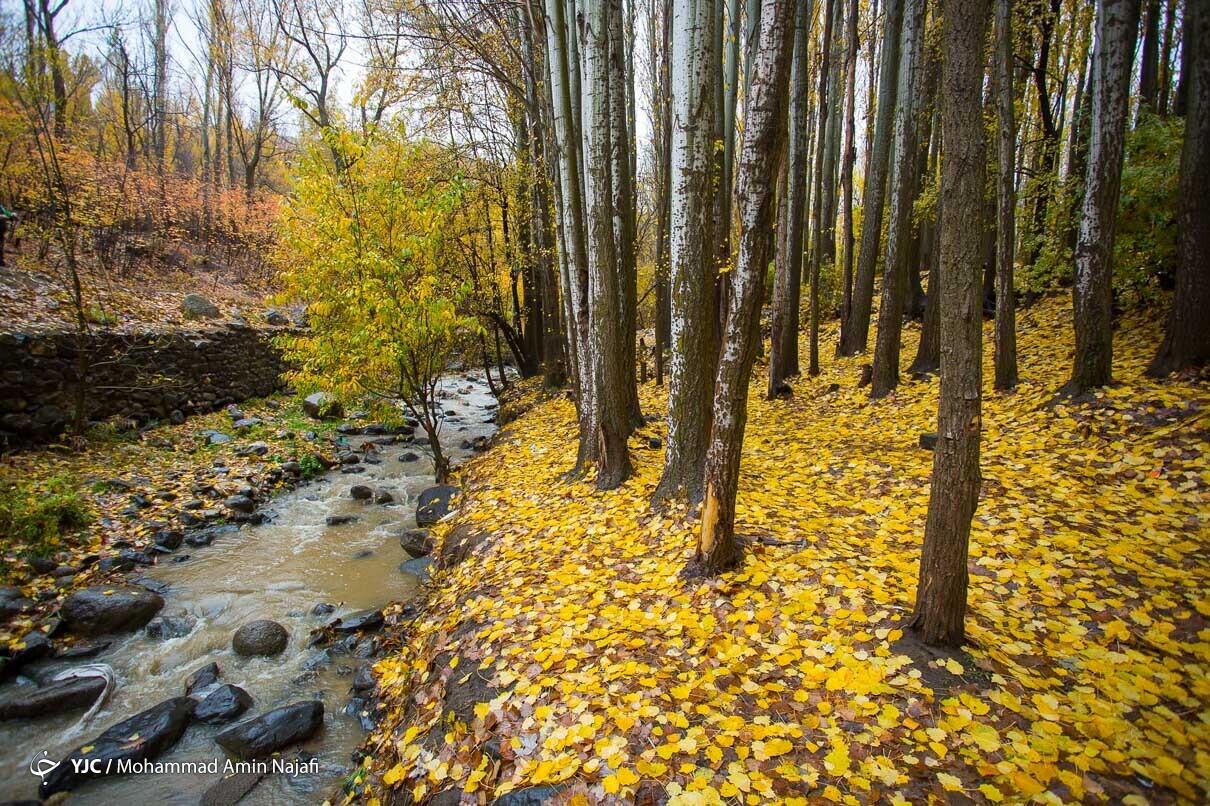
[{"x1": 0, "y1": 375, "x2": 500, "y2": 804}]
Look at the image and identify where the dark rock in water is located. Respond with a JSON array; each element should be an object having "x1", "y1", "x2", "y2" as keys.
[
  {"x1": 331, "y1": 609, "x2": 384, "y2": 633},
  {"x1": 352, "y1": 664, "x2": 374, "y2": 693},
  {"x1": 153, "y1": 529, "x2": 184, "y2": 550},
  {"x1": 302, "y1": 392, "x2": 342, "y2": 420},
  {"x1": 416, "y1": 485, "x2": 457, "y2": 527},
  {"x1": 224, "y1": 494, "x2": 256, "y2": 514},
  {"x1": 186, "y1": 524, "x2": 239, "y2": 547},
  {"x1": 0, "y1": 675, "x2": 107, "y2": 720},
  {"x1": 351, "y1": 549, "x2": 373, "y2": 559},
  {"x1": 349, "y1": 484, "x2": 372, "y2": 500},
  {"x1": 54, "y1": 639, "x2": 111, "y2": 660},
  {"x1": 39, "y1": 696, "x2": 197, "y2": 797},
  {"x1": 339, "y1": 465, "x2": 365, "y2": 474},
  {"x1": 374, "y1": 489, "x2": 393, "y2": 505},
  {"x1": 311, "y1": 603, "x2": 336, "y2": 617},
  {"x1": 146, "y1": 614, "x2": 198, "y2": 640},
  {"x1": 194, "y1": 684, "x2": 253, "y2": 724},
  {"x1": 132, "y1": 577, "x2": 170, "y2": 595},
  {"x1": 398, "y1": 451, "x2": 420, "y2": 463},
  {"x1": 301, "y1": 650, "x2": 332, "y2": 671},
  {"x1": 186, "y1": 662, "x2": 221, "y2": 694},
  {"x1": 326, "y1": 514, "x2": 359, "y2": 526},
  {"x1": 400, "y1": 556, "x2": 433, "y2": 582},
  {"x1": 97, "y1": 554, "x2": 136, "y2": 573},
  {"x1": 215, "y1": 701, "x2": 324, "y2": 759},
  {"x1": 233, "y1": 620, "x2": 289, "y2": 657},
  {"x1": 61, "y1": 585, "x2": 164, "y2": 636},
  {"x1": 398, "y1": 528, "x2": 432, "y2": 558},
  {"x1": 919, "y1": 432, "x2": 938, "y2": 451},
  {"x1": 343, "y1": 697, "x2": 377, "y2": 730},
  {"x1": 200, "y1": 770, "x2": 265, "y2": 806}
]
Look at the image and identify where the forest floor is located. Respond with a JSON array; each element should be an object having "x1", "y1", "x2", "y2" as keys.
[
  {"x1": 364, "y1": 293, "x2": 1208, "y2": 805},
  {"x1": 0, "y1": 239, "x2": 277, "y2": 332}
]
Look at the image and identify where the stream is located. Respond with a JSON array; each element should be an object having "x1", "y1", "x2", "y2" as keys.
[{"x1": 0, "y1": 374, "x2": 500, "y2": 804}]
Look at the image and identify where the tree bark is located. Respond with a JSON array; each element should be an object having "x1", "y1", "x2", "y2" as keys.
[
  {"x1": 870, "y1": 0, "x2": 927, "y2": 399},
  {"x1": 1062, "y1": 0, "x2": 1141, "y2": 398},
  {"x1": 838, "y1": 0, "x2": 904, "y2": 356},
  {"x1": 692, "y1": 0, "x2": 794, "y2": 576},
  {"x1": 908, "y1": 0, "x2": 990, "y2": 649},
  {"x1": 1137, "y1": 0, "x2": 1161, "y2": 122},
  {"x1": 767, "y1": 0, "x2": 812, "y2": 397},
  {"x1": 1148, "y1": 0, "x2": 1209, "y2": 375},
  {"x1": 655, "y1": 0, "x2": 720, "y2": 504},
  {"x1": 839, "y1": 0, "x2": 859, "y2": 327},
  {"x1": 994, "y1": 0, "x2": 1019, "y2": 390}
]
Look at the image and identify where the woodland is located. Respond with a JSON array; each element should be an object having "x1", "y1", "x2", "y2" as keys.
[{"x1": 0, "y1": 0, "x2": 1206, "y2": 803}]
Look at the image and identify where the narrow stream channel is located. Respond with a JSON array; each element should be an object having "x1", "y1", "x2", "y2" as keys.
[{"x1": 0, "y1": 374, "x2": 499, "y2": 804}]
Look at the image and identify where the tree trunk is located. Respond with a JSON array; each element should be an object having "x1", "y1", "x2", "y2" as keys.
[
  {"x1": 994, "y1": 0, "x2": 1019, "y2": 390},
  {"x1": 692, "y1": 0, "x2": 794, "y2": 576},
  {"x1": 908, "y1": 0, "x2": 990, "y2": 649},
  {"x1": 839, "y1": 0, "x2": 859, "y2": 327},
  {"x1": 1062, "y1": 0, "x2": 1141, "y2": 398},
  {"x1": 1157, "y1": 0, "x2": 1177, "y2": 116},
  {"x1": 767, "y1": 0, "x2": 812, "y2": 397},
  {"x1": 655, "y1": 0, "x2": 720, "y2": 504},
  {"x1": 838, "y1": 0, "x2": 905, "y2": 356},
  {"x1": 808, "y1": 0, "x2": 838, "y2": 375},
  {"x1": 1137, "y1": 0, "x2": 1161, "y2": 122},
  {"x1": 582, "y1": 0, "x2": 632, "y2": 489},
  {"x1": 1148, "y1": 0, "x2": 1209, "y2": 375},
  {"x1": 870, "y1": 0, "x2": 927, "y2": 399}
]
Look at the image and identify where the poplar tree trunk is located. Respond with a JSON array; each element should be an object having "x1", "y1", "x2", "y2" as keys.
[
  {"x1": 838, "y1": 0, "x2": 904, "y2": 356},
  {"x1": 767, "y1": 0, "x2": 812, "y2": 397},
  {"x1": 652, "y1": 0, "x2": 673, "y2": 381},
  {"x1": 1063, "y1": 0, "x2": 1141, "y2": 398},
  {"x1": 809, "y1": 0, "x2": 838, "y2": 375},
  {"x1": 994, "y1": 0, "x2": 1019, "y2": 390},
  {"x1": 1148, "y1": 0, "x2": 1210, "y2": 375},
  {"x1": 692, "y1": 0, "x2": 794, "y2": 577},
  {"x1": 908, "y1": 0, "x2": 990, "y2": 649},
  {"x1": 582, "y1": 0, "x2": 633, "y2": 489},
  {"x1": 1137, "y1": 0, "x2": 1161, "y2": 122},
  {"x1": 870, "y1": 0, "x2": 927, "y2": 399},
  {"x1": 839, "y1": 0, "x2": 859, "y2": 327},
  {"x1": 655, "y1": 0, "x2": 719, "y2": 504}
]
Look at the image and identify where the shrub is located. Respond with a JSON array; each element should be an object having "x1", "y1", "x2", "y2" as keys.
[{"x1": 0, "y1": 473, "x2": 92, "y2": 559}]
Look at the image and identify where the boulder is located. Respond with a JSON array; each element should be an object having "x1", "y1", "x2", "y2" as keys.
[
  {"x1": 224, "y1": 494, "x2": 256, "y2": 514},
  {"x1": 302, "y1": 392, "x2": 343, "y2": 420},
  {"x1": 265, "y1": 310, "x2": 289, "y2": 326},
  {"x1": 398, "y1": 451, "x2": 420, "y2": 463},
  {"x1": 0, "y1": 585, "x2": 34, "y2": 619},
  {"x1": 186, "y1": 662, "x2": 221, "y2": 694},
  {"x1": 400, "y1": 556, "x2": 433, "y2": 582},
  {"x1": 153, "y1": 529, "x2": 184, "y2": 550},
  {"x1": 352, "y1": 664, "x2": 374, "y2": 693},
  {"x1": 39, "y1": 696, "x2": 197, "y2": 797},
  {"x1": 330, "y1": 609, "x2": 384, "y2": 633},
  {"x1": 398, "y1": 528, "x2": 432, "y2": 557},
  {"x1": 215, "y1": 700, "x2": 324, "y2": 759},
  {"x1": 0, "y1": 675, "x2": 107, "y2": 720},
  {"x1": 194, "y1": 684, "x2": 253, "y2": 724},
  {"x1": 326, "y1": 514, "x2": 359, "y2": 526},
  {"x1": 232, "y1": 619, "x2": 289, "y2": 657},
  {"x1": 146, "y1": 614, "x2": 198, "y2": 640},
  {"x1": 374, "y1": 490, "x2": 394, "y2": 505},
  {"x1": 182, "y1": 293, "x2": 219, "y2": 319},
  {"x1": 349, "y1": 485, "x2": 372, "y2": 501},
  {"x1": 60, "y1": 585, "x2": 164, "y2": 636},
  {"x1": 311, "y1": 602, "x2": 336, "y2": 617},
  {"x1": 416, "y1": 485, "x2": 458, "y2": 527}
]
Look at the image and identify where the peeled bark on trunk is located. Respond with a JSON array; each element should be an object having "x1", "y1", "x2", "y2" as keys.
[
  {"x1": 582, "y1": 0, "x2": 633, "y2": 489},
  {"x1": 655, "y1": 0, "x2": 719, "y2": 504},
  {"x1": 838, "y1": 0, "x2": 905, "y2": 356},
  {"x1": 1062, "y1": 0, "x2": 1141, "y2": 398},
  {"x1": 908, "y1": 0, "x2": 990, "y2": 649},
  {"x1": 692, "y1": 0, "x2": 794, "y2": 577},
  {"x1": 994, "y1": 0, "x2": 1019, "y2": 390},
  {"x1": 767, "y1": 0, "x2": 812, "y2": 397},
  {"x1": 870, "y1": 0, "x2": 927, "y2": 399},
  {"x1": 1149, "y1": 0, "x2": 1210, "y2": 375}
]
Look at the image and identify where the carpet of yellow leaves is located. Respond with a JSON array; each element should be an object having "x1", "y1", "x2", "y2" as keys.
[{"x1": 368, "y1": 294, "x2": 1207, "y2": 805}]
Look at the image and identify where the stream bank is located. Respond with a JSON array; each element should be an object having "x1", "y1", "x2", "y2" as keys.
[{"x1": 0, "y1": 374, "x2": 500, "y2": 804}]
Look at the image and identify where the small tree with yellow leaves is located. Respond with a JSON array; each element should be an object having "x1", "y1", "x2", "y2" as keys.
[{"x1": 275, "y1": 124, "x2": 479, "y2": 483}]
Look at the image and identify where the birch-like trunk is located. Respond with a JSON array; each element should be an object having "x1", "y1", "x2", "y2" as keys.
[
  {"x1": 808, "y1": 0, "x2": 838, "y2": 376},
  {"x1": 908, "y1": 0, "x2": 990, "y2": 648},
  {"x1": 654, "y1": 0, "x2": 720, "y2": 504},
  {"x1": 692, "y1": 0, "x2": 795, "y2": 577},
  {"x1": 839, "y1": 0, "x2": 859, "y2": 326},
  {"x1": 1062, "y1": 0, "x2": 1140, "y2": 397}
]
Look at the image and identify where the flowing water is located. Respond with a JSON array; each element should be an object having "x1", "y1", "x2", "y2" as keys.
[{"x1": 0, "y1": 374, "x2": 500, "y2": 804}]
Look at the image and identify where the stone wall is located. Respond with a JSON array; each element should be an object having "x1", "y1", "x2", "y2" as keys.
[{"x1": 0, "y1": 324, "x2": 294, "y2": 448}]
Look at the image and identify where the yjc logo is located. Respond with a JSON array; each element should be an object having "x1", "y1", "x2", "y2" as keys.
[{"x1": 29, "y1": 750, "x2": 59, "y2": 781}]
